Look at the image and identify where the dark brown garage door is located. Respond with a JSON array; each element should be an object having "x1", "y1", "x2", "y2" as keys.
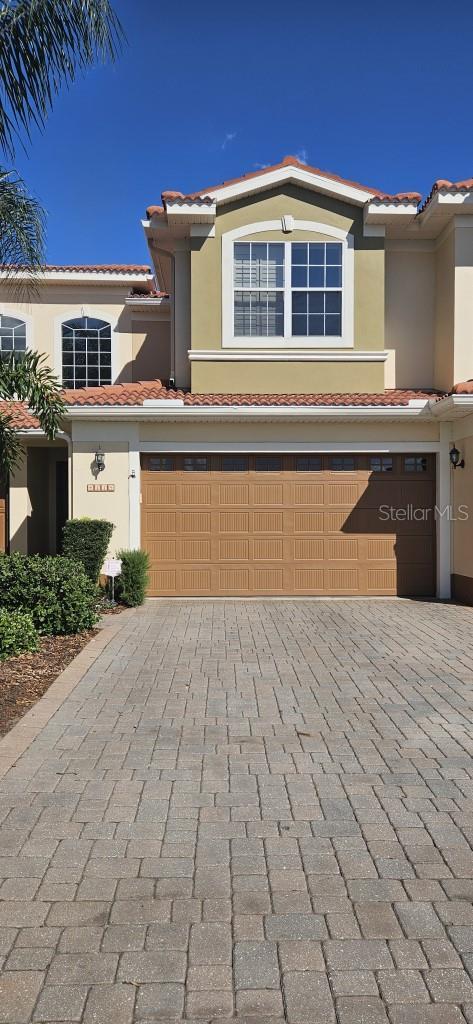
[{"x1": 141, "y1": 453, "x2": 436, "y2": 597}]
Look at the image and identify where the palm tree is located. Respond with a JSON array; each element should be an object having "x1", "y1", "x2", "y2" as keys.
[
  {"x1": 0, "y1": 0, "x2": 123, "y2": 475},
  {"x1": 0, "y1": 351, "x2": 66, "y2": 478}
]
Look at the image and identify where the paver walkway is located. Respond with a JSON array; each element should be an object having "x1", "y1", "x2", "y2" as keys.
[{"x1": 2, "y1": 600, "x2": 473, "y2": 1023}]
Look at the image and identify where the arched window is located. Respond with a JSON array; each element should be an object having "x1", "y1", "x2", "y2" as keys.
[
  {"x1": 0, "y1": 314, "x2": 27, "y2": 358},
  {"x1": 61, "y1": 316, "x2": 112, "y2": 388}
]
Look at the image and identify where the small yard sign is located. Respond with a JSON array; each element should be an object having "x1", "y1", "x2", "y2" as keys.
[{"x1": 103, "y1": 558, "x2": 122, "y2": 578}]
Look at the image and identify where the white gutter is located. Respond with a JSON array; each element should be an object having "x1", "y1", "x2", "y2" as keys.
[
  {"x1": 429, "y1": 394, "x2": 473, "y2": 418},
  {"x1": 66, "y1": 400, "x2": 432, "y2": 422},
  {"x1": 0, "y1": 271, "x2": 154, "y2": 286}
]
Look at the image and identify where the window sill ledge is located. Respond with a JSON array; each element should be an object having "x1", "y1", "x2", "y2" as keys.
[{"x1": 188, "y1": 349, "x2": 388, "y2": 363}]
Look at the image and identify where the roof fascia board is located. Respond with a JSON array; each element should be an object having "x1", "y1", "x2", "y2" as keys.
[
  {"x1": 165, "y1": 201, "x2": 216, "y2": 222},
  {"x1": 364, "y1": 201, "x2": 419, "y2": 224},
  {"x1": 209, "y1": 166, "x2": 375, "y2": 206},
  {"x1": 430, "y1": 395, "x2": 473, "y2": 419},
  {"x1": 420, "y1": 189, "x2": 473, "y2": 226}
]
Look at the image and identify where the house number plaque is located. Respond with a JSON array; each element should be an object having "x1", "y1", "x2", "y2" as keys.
[{"x1": 87, "y1": 483, "x2": 115, "y2": 492}]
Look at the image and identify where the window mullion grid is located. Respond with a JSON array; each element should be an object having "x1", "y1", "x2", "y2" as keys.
[{"x1": 284, "y1": 240, "x2": 291, "y2": 340}]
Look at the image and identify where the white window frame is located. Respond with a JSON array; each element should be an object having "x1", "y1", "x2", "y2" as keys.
[
  {"x1": 0, "y1": 308, "x2": 33, "y2": 353},
  {"x1": 222, "y1": 219, "x2": 354, "y2": 348},
  {"x1": 54, "y1": 308, "x2": 118, "y2": 386}
]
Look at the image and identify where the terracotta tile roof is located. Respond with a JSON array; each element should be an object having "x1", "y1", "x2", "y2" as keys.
[
  {"x1": 146, "y1": 157, "x2": 473, "y2": 221},
  {"x1": 0, "y1": 401, "x2": 40, "y2": 430},
  {"x1": 0, "y1": 264, "x2": 152, "y2": 275},
  {"x1": 369, "y1": 192, "x2": 421, "y2": 203},
  {"x1": 65, "y1": 382, "x2": 443, "y2": 408},
  {"x1": 419, "y1": 177, "x2": 473, "y2": 214},
  {"x1": 128, "y1": 288, "x2": 169, "y2": 299},
  {"x1": 65, "y1": 381, "x2": 168, "y2": 405},
  {"x1": 147, "y1": 156, "x2": 417, "y2": 217},
  {"x1": 45, "y1": 264, "x2": 151, "y2": 274},
  {"x1": 0, "y1": 383, "x2": 446, "y2": 430},
  {"x1": 452, "y1": 380, "x2": 473, "y2": 394}
]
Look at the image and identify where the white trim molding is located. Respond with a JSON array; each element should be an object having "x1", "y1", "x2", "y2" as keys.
[
  {"x1": 0, "y1": 270, "x2": 154, "y2": 286},
  {"x1": 221, "y1": 219, "x2": 354, "y2": 349},
  {"x1": 208, "y1": 164, "x2": 375, "y2": 207},
  {"x1": 188, "y1": 349, "x2": 388, "y2": 363},
  {"x1": 0, "y1": 306, "x2": 34, "y2": 354},
  {"x1": 140, "y1": 440, "x2": 441, "y2": 453},
  {"x1": 67, "y1": 403, "x2": 434, "y2": 423}
]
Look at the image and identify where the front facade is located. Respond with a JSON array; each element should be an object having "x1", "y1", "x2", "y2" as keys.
[{"x1": 3, "y1": 156, "x2": 473, "y2": 600}]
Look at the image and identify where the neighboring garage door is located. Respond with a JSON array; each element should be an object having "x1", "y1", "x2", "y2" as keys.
[{"x1": 141, "y1": 453, "x2": 436, "y2": 597}]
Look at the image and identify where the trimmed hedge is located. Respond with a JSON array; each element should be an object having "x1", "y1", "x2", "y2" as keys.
[
  {"x1": 0, "y1": 553, "x2": 98, "y2": 635},
  {"x1": 0, "y1": 609, "x2": 38, "y2": 660},
  {"x1": 62, "y1": 518, "x2": 114, "y2": 583},
  {"x1": 116, "y1": 549, "x2": 150, "y2": 607}
]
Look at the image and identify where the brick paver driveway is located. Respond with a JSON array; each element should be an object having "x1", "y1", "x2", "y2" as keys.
[{"x1": 2, "y1": 600, "x2": 473, "y2": 1023}]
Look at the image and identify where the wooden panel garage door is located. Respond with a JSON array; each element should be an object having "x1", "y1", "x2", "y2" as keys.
[{"x1": 141, "y1": 453, "x2": 436, "y2": 597}]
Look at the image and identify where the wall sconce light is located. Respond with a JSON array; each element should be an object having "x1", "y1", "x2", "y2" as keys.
[
  {"x1": 449, "y1": 445, "x2": 465, "y2": 470},
  {"x1": 92, "y1": 446, "x2": 106, "y2": 478}
]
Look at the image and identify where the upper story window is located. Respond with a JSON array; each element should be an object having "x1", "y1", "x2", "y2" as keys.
[
  {"x1": 291, "y1": 243, "x2": 342, "y2": 337},
  {"x1": 233, "y1": 240, "x2": 343, "y2": 339},
  {"x1": 61, "y1": 316, "x2": 111, "y2": 388},
  {"x1": 0, "y1": 314, "x2": 26, "y2": 358},
  {"x1": 234, "y1": 243, "x2": 284, "y2": 336}
]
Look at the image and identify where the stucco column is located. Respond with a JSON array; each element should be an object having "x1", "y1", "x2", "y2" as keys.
[
  {"x1": 454, "y1": 221, "x2": 473, "y2": 385},
  {"x1": 436, "y1": 421, "x2": 452, "y2": 600},
  {"x1": 128, "y1": 424, "x2": 140, "y2": 550},
  {"x1": 173, "y1": 241, "x2": 191, "y2": 389},
  {"x1": 9, "y1": 451, "x2": 29, "y2": 553}
]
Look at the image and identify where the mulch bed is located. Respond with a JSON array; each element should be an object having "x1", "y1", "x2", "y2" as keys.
[{"x1": 0, "y1": 630, "x2": 96, "y2": 738}]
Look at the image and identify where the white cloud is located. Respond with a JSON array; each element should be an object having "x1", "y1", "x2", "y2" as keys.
[
  {"x1": 221, "y1": 132, "x2": 236, "y2": 150},
  {"x1": 253, "y1": 162, "x2": 270, "y2": 169},
  {"x1": 295, "y1": 148, "x2": 308, "y2": 165}
]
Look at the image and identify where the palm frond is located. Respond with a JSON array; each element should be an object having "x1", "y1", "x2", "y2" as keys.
[
  {"x1": 0, "y1": 410, "x2": 24, "y2": 480},
  {"x1": 0, "y1": 350, "x2": 65, "y2": 439},
  {"x1": 0, "y1": 168, "x2": 45, "y2": 292},
  {"x1": 0, "y1": 351, "x2": 65, "y2": 477},
  {"x1": 0, "y1": 0, "x2": 124, "y2": 157}
]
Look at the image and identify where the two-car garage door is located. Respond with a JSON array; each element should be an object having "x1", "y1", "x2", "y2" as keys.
[{"x1": 141, "y1": 453, "x2": 436, "y2": 597}]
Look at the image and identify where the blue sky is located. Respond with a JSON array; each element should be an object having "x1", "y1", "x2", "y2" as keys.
[{"x1": 13, "y1": 0, "x2": 473, "y2": 265}]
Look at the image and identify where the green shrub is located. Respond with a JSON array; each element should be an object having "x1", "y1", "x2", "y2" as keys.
[
  {"x1": 0, "y1": 609, "x2": 39, "y2": 660},
  {"x1": 62, "y1": 518, "x2": 114, "y2": 583},
  {"x1": 0, "y1": 553, "x2": 98, "y2": 635},
  {"x1": 116, "y1": 549, "x2": 150, "y2": 607}
]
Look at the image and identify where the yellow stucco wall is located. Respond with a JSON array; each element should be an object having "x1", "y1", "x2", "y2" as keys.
[
  {"x1": 434, "y1": 233, "x2": 455, "y2": 391},
  {"x1": 190, "y1": 359, "x2": 385, "y2": 394},
  {"x1": 0, "y1": 284, "x2": 170, "y2": 385},
  {"x1": 453, "y1": 226, "x2": 473, "y2": 387},
  {"x1": 385, "y1": 248, "x2": 435, "y2": 389},
  {"x1": 131, "y1": 318, "x2": 171, "y2": 383},
  {"x1": 139, "y1": 420, "x2": 440, "y2": 445},
  {"x1": 70, "y1": 422, "x2": 134, "y2": 555},
  {"x1": 190, "y1": 186, "x2": 385, "y2": 368}
]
